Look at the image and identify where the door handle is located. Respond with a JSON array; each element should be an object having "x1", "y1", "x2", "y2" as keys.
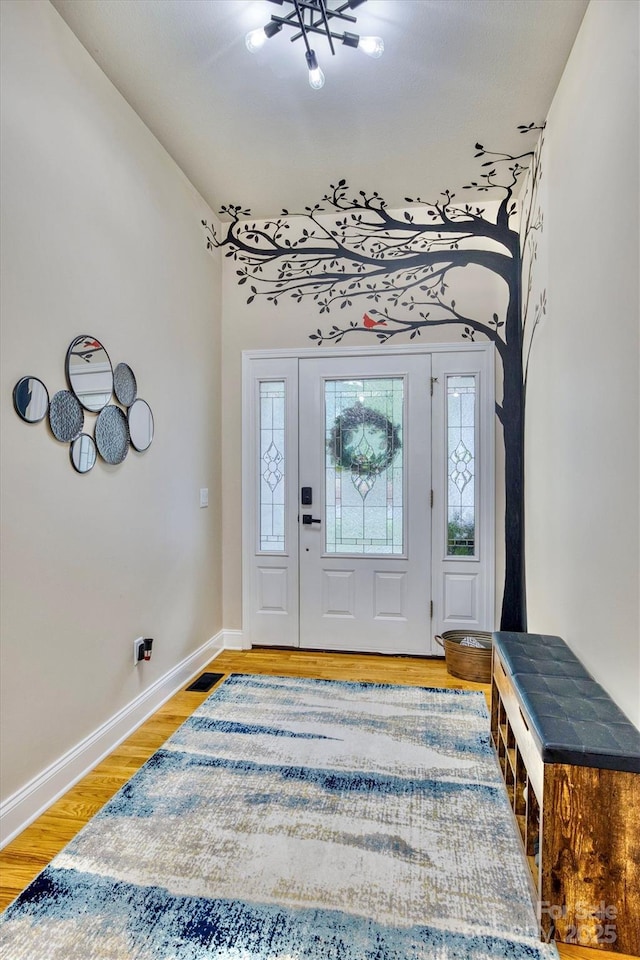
[{"x1": 302, "y1": 514, "x2": 321, "y2": 525}]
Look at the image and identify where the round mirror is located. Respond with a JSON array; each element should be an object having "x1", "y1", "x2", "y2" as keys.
[
  {"x1": 66, "y1": 335, "x2": 113, "y2": 412},
  {"x1": 113, "y1": 362, "x2": 137, "y2": 407},
  {"x1": 49, "y1": 390, "x2": 84, "y2": 442},
  {"x1": 128, "y1": 398, "x2": 154, "y2": 452},
  {"x1": 95, "y1": 405, "x2": 129, "y2": 464},
  {"x1": 13, "y1": 376, "x2": 49, "y2": 423},
  {"x1": 70, "y1": 433, "x2": 97, "y2": 474}
]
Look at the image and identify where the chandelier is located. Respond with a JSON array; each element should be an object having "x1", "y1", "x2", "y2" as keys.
[{"x1": 245, "y1": 0, "x2": 384, "y2": 90}]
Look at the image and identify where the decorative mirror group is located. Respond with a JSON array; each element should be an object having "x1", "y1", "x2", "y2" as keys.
[{"x1": 13, "y1": 335, "x2": 154, "y2": 474}]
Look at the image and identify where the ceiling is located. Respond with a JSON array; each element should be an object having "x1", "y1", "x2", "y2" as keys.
[{"x1": 50, "y1": 0, "x2": 588, "y2": 220}]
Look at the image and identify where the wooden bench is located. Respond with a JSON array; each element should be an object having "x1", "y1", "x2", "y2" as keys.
[{"x1": 490, "y1": 631, "x2": 640, "y2": 955}]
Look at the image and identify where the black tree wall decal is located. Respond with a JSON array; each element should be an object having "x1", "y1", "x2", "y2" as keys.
[{"x1": 203, "y1": 125, "x2": 545, "y2": 632}]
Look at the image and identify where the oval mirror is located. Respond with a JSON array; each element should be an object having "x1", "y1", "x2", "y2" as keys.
[
  {"x1": 13, "y1": 376, "x2": 49, "y2": 423},
  {"x1": 95, "y1": 405, "x2": 129, "y2": 464},
  {"x1": 128, "y1": 398, "x2": 154, "y2": 452},
  {"x1": 70, "y1": 433, "x2": 97, "y2": 474},
  {"x1": 49, "y1": 390, "x2": 84, "y2": 442},
  {"x1": 113, "y1": 362, "x2": 137, "y2": 407},
  {"x1": 66, "y1": 335, "x2": 113, "y2": 412}
]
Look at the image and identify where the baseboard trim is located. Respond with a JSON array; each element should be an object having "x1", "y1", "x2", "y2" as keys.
[
  {"x1": 221, "y1": 628, "x2": 249, "y2": 650},
  {"x1": 0, "y1": 632, "x2": 225, "y2": 849}
]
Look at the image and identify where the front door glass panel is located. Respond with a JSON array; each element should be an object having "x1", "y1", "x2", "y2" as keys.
[
  {"x1": 447, "y1": 375, "x2": 476, "y2": 556},
  {"x1": 325, "y1": 377, "x2": 404, "y2": 555},
  {"x1": 259, "y1": 380, "x2": 286, "y2": 551}
]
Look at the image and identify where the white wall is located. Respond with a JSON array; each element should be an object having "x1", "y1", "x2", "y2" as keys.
[
  {"x1": 0, "y1": 0, "x2": 223, "y2": 803},
  {"x1": 525, "y1": 0, "x2": 640, "y2": 725}
]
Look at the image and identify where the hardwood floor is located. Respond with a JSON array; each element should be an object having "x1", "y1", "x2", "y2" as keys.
[{"x1": 0, "y1": 649, "x2": 631, "y2": 959}]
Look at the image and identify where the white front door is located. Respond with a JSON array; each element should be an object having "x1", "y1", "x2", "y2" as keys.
[
  {"x1": 242, "y1": 345, "x2": 495, "y2": 655},
  {"x1": 297, "y1": 354, "x2": 431, "y2": 654}
]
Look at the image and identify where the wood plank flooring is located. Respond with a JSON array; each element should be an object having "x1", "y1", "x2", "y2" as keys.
[{"x1": 0, "y1": 649, "x2": 631, "y2": 960}]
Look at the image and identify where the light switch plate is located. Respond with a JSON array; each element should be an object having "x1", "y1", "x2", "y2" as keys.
[{"x1": 199, "y1": 488, "x2": 209, "y2": 508}]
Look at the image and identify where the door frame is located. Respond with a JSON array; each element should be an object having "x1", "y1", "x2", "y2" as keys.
[{"x1": 242, "y1": 343, "x2": 495, "y2": 653}]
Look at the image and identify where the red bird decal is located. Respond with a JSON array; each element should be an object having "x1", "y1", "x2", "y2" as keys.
[
  {"x1": 363, "y1": 313, "x2": 387, "y2": 328},
  {"x1": 84, "y1": 339, "x2": 102, "y2": 349}
]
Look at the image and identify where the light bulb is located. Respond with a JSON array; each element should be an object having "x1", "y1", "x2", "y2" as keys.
[
  {"x1": 358, "y1": 35, "x2": 384, "y2": 58},
  {"x1": 305, "y1": 50, "x2": 325, "y2": 90},
  {"x1": 245, "y1": 27, "x2": 268, "y2": 53},
  {"x1": 246, "y1": 20, "x2": 282, "y2": 52},
  {"x1": 308, "y1": 64, "x2": 325, "y2": 89}
]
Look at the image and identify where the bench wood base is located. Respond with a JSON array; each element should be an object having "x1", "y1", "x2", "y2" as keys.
[{"x1": 491, "y1": 647, "x2": 640, "y2": 956}]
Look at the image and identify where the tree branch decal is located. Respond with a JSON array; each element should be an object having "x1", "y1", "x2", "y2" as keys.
[
  {"x1": 205, "y1": 124, "x2": 546, "y2": 632},
  {"x1": 520, "y1": 127, "x2": 547, "y2": 393}
]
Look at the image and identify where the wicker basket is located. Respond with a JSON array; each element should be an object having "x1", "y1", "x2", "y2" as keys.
[{"x1": 434, "y1": 630, "x2": 493, "y2": 683}]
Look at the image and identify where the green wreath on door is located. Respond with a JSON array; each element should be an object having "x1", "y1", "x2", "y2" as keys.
[{"x1": 327, "y1": 404, "x2": 401, "y2": 477}]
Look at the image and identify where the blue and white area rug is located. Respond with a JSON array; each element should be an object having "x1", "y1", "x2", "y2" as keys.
[{"x1": 1, "y1": 675, "x2": 557, "y2": 959}]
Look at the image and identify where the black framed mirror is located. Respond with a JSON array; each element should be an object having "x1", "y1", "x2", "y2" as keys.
[
  {"x1": 49, "y1": 390, "x2": 84, "y2": 442},
  {"x1": 95, "y1": 405, "x2": 129, "y2": 464},
  {"x1": 128, "y1": 398, "x2": 154, "y2": 452},
  {"x1": 13, "y1": 376, "x2": 49, "y2": 423},
  {"x1": 66, "y1": 335, "x2": 113, "y2": 412},
  {"x1": 113, "y1": 362, "x2": 137, "y2": 407},
  {"x1": 70, "y1": 433, "x2": 97, "y2": 474}
]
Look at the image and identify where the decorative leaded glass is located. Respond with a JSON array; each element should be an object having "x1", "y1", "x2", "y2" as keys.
[
  {"x1": 447, "y1": 375, "x2": 476, "y2": 556},
  {"x1": 260, "y1": 381, "x2": 285, "y2": 551},
  {"x1": 325, "y1": 378, "x2": 404, "y2": 555}
]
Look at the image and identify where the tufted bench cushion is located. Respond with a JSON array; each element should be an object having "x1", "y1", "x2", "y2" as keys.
[
  {"x1": 492, "y1": 631, "x2": 592, "y2": 679},
  {"x1": 493, "y1": 632, "x2": 640, "y2": 773}
]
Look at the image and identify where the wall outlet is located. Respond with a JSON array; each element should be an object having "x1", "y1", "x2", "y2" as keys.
[
  {"x1": 133, "y1": 638, "x2": 145, "y2": 665},
  {"x1": 199, "y1": 488, "x2": 209, "y2": 508}
]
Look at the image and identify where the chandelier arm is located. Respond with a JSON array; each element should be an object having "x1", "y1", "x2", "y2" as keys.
[
  {"x1": 296, "y1": 0, "x2": 359, "y2": 19},
  {"x1": 317, "y1": 0, "x2": 336, "y2": 56},
  {"x1": 291, "y1": 0, "x2": 354, "y2": 14},
  {"x1": 273, "y1": 23, "x2": 351, "y2": 44},
  {"x1": 268, "y1": 8, "x2": 301, "y2": 29},
  {"x1": 289, "y1": 11, "x2": 356, "y2": 43},
  {"x1": 292, "y1": 0, "x2": 313, "y2": 56},
  {"x1": 270, "y1": 14, "x2": 353, "y2": 32}
]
